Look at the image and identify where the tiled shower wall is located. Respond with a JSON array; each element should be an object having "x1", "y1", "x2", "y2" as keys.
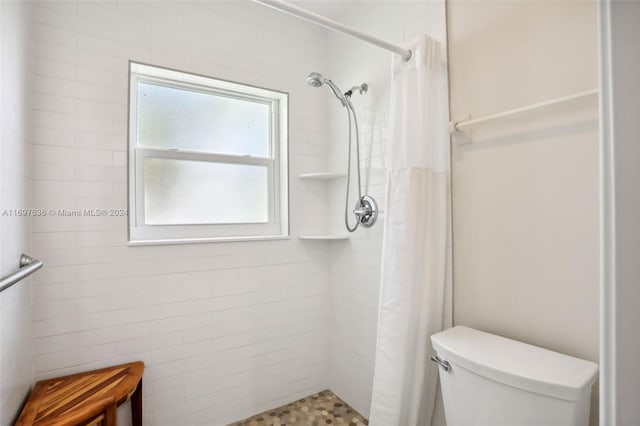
[
  {"x1": 0, "y1": 2, "x2": 34, "y2": 425},
  {"x1": 325, "y1": 1, "x2": 447, "y2": 417},
  {"x1": 28, "y1": 1, "x2": 333, "y2": 425},
  {"x1": 10, "y1": 1, "x2": 451, "y2": 424}
]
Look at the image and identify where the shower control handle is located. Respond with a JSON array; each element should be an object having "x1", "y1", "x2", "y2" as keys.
[
  {"x1": 353, "y1": 195, "x2": 378, "y2": 228},
  {"x1": 353, "y1": 206, "x2": 371, "y2": 217}
]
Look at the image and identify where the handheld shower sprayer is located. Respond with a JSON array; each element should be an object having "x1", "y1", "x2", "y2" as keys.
[
  {"x1": 306, "y1": 73, "x2": 368, "y2": 106},
  {"x1": 306, "y1": 72, "x2": 378, "y2": 232},
  {"x1": 306, "y1": 72, "x2": 323, "y2": 87},
  {"x1": 306, "y1": 72, "x2": 347, "y2": 106}
]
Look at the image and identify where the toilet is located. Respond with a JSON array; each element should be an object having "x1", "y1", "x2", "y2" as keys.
[{"x1": 431, "y1": 326, "x2": 598, "y2": 426}]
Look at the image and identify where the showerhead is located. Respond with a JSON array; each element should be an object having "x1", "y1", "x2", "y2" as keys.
[
  {"x1": 345, "y1": 83, "x2": 368, "y2": 97},
  {"x1": 307, "y1": 72, "x2": 346, "y2": 105},
  {"x1": 307, "y1": 72, "x2": 323, "y2": 88}
]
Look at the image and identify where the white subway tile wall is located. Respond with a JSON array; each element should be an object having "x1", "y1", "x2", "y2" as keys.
[
  {"x1": 0, "y1": 1, "x2": 34, "y2": 425},
  {"x1": 0, "y1": 1, "x2": 449, "y2": 424},
  {"x1": 29, "y1": 1, "x2": 333, "y2": 425}
]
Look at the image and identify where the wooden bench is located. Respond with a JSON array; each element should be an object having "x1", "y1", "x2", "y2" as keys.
[{"x1": 15, "y1": 362, "x2": 144, "y2": 426}]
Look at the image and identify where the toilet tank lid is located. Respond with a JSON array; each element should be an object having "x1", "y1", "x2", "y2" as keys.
[{"x1": 431, "y1": 326, "x2": 598, "y2": 401}]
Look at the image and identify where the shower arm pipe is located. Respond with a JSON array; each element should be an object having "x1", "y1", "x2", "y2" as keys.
[{"x1": 253, "y1": 0, "x2": 413, "y2": 61}]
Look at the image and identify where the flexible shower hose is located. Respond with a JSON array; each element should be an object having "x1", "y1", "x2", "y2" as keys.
[{"x1": 344, "y1": 98, "x2": 363, "y2": 233}]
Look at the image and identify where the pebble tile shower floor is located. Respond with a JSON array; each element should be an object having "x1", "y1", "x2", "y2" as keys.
[{"x1": 230, "y1": 390, "x2": 369, "y2": 426}]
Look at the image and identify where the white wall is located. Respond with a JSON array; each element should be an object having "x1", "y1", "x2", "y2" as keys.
[
  {"x1": 29, "y1": 2, "x2": 333, "y2": 425},
  {"x1": 0, "y1": 1, "x2": 34, "y2": 424},
  {"x1": 0, "y1": 1, "x2": 33, "y2": 425},
  {"x1": 599, "y1": 1, "x2": 640, "y2": 424},
  {"x1": 448, "y1": 0, "x2": 599, "y2": 423},
  {"x1": 323, "y1": 1, "x2": 447, "y2": 417}
]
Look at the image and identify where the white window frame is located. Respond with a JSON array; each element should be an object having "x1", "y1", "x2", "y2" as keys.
[{"x1": 128, "y1": 62, "x2": 289, "y2": 245}]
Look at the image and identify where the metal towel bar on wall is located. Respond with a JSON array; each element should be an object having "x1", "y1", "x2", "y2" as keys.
[{"x1": 0, "y1": 254, "x2": 43, "y2": 293}]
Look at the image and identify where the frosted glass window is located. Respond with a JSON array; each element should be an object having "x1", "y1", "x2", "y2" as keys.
[
  {"x1": 144, "y1": 158, "x2": 268, "y2": 225},
  {"x1": 128, "y1": 62, "x2": 288, "y2": 244},
  {"x1": 137, "y1": 82, "x2": 271, "y2": 158}
]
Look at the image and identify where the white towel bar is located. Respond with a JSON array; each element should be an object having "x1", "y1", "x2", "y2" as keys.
[{"x1": 449, "y1": 88, "x2": 599, "y2": 142}]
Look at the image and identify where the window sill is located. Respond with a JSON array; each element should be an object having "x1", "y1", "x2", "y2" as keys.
[{"x1": 127, "y1": 235, "x2": 291, "y2": 246}]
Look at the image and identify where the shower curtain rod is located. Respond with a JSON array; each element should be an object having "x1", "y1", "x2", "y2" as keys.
[{"x1": 253, "y1": 0, "x2": 413, "y2": 61}]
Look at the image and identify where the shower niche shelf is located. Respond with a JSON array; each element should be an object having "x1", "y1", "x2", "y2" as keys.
[
  {"x1": 298, "y1": 235, "x2": 349, "y2": 240},
  {"x1": 298, "y1": 172, "x2": 346, "y2": 180}
]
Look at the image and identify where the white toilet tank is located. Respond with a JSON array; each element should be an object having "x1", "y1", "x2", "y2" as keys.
[{"x1": 431, "y1": 326, "x2": 598, "y2": 426}]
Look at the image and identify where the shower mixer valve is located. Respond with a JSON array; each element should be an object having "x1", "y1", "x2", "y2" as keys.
[{"x1": 353, "y1": 195, "x2": 378, "y2": 227}]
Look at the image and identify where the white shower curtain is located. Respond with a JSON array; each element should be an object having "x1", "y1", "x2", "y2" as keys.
[{"x1": 369, "y1": 35, "x2": 452, "y2": 426}]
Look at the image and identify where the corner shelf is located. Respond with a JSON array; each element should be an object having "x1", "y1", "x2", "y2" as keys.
[
  {"x1": 298, "y1": 235, "x2": 350, "y2": 241},
  {"x1": 298, "y1": 172, "x2": 346, "y2": 180},
  {"x1": 298, "y1": 172, "x2": 348, "y2": 240}
]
